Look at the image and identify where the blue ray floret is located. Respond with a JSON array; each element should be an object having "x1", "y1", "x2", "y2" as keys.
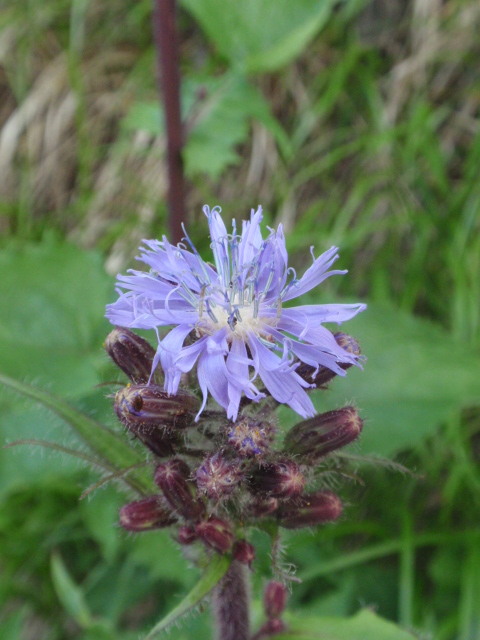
[{"x1": 106, "y1": 206, "x2": 366, "y2": 420}]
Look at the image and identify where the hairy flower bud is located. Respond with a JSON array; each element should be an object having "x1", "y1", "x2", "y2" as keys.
[
  {"x1": 114, "y1": 384, "x2": 198, "y2": 430},
  {"x1": 277, "y1": 491, "x2": 342, "y2": 529},
  {"x1": 105, "y1": 327, "x2": 156, "y2": 383},
  {"x1": 283, "y1": 406, "x2": 363, "y2": 458},
  {"x1": 255, "y1": 619, "x2": 287, "y2": 638},
  {"x1": 130, "y1": 427, "x2": 179, "y2": 458},
  {"x1": 247, "y1": 496, "x2": 279, "y2": 519},
  {"x1": 233, "y1": 539, "x2": 255, "y2": 567},
  {"x1": 154, "y1": 459, "x2": 205, "y2": 521},
  {"x1": 177, "y1": 525, "x2": 198, "y2": 545},
  {"x1": 264, "y1": 581, "x2": 288, "y2": 618},
  {"x1": 195, "y1": 453, "x2": 241, "y2": 500},
  {"x1": 195, "y1": 516, "x2": 234, "y2": 553},
  {"x1": 249, "y1": 461, "x2": 305, "y2": 498},
  {"x1": 297, "y1": 332, "x2": 361, "y2": 387},
  {"x1": 227, "y1": 416, "x2": 275, "y2": 458},
  {"x1": 119, "y1": 496, "x2": 177, "y2": 532}
]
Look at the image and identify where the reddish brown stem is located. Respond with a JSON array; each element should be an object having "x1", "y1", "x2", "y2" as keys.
[
  {"x1": 152, "y1": 0, "x2": 185, "y2": 244},
  {"x1": 212, "y1": 560, "x2": 250, "y2": 640}
]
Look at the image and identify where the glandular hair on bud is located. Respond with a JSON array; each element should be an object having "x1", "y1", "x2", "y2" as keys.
[
  {"x1": 264, "y1": 581, "x2": 288, "y2": 619},
  {"x1": 195, "y1": 453, "x2": 241, "y2": 500},
  {"x1": 195, "y1": 516, "x2": 234, "y2": 553},
  {"x1": 105, "y1": 327, "x2": 156, "y2": 384},
  {"x1": 283, "y1": 406, "x2": 363, "y2": 458},
  {"x1": 114, "y1": 384, "x2": 199, "y2": 430},
  {"x1": 297, "y1": 332, "x2": 361, "y2": 387},
  {"x1": 154, "y1": 459, "x2": 205, "y2": 521},
  {"x1": 119, "y1": 496, "x2": 177, "y2": 532},
  {"x1": 227, "y1": 416, "x2": 275, "y2": 458},
  {"x1": 248, "y1": 461, "x2": 305, "y2": 498},
  {"x1": 277, "y1": 491, "x2": 342, "y2": 529}
]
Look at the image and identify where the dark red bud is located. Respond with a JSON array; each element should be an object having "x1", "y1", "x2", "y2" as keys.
[
  {"x1": 195, "y1": 516, "x2": 234, "y2": 553},
  {"x1": 119, "y1": 496, "x2": 176, "y2": 532},
  {"x1": 227, "y1": 416, "x2": 275, "y2": 458},
  {"x1": 115, "y1": 384, "x2": 198, "y2": 430},
  {"x1": 277, "y1": 491, "x2": 342, "y2": 529},
  {"x1": 255, "y1": 618, "x2": 287, "y2": 638},
  {"x1": 247, "y1": 496, "x2": 279, "y2": 519},
  {"x1": 283, "y1": 406, "x2": 363, "y2": 458},
  {"x1": 177, "y1": 525, "x2": 198, "y2": 545},
  {"x1": 233, "y1": 539, "x2": 255, "y2": 567},
  {"x1": 334, "y1": 332, "x2": 361, "y2": 357},
  {"x1": 105, "y1": 327, "x2": 157, "y2": 384},
  {"x1": 154, "y1": 459, "x2": 205, "y2": 521},
  {"x1": 297, "y1": 332, "x2": 361, "y2": 387},
  {"x1": 264, "y1": 581, "x2": 288, "y2": 618},
  {"x1": 131, "y1": 427, "x2": 178, "y2": 458},
  {"x1": 195, "y1": 453, "x2": 241, "y2": 500},
  {"x1": 249, "y1": 461, "x2": 305, "y2": 498}
]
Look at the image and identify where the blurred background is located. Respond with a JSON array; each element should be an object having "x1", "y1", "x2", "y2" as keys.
[{"x1": 1, "y1": 1, "x2": 480, "y2": 638}]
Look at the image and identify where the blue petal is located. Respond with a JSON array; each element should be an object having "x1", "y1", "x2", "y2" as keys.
[
  {"x1": 282, "y1": 246, "x2": 346, "y2": 302},
  {"x1": 247, "y1": 334, "x2": 315, "y2": 418}
]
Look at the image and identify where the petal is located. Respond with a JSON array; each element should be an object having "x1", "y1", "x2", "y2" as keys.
[
  {"x1": 155, "y1": 325, "x2": 196, "y2": 394},
  {"x1": 226, "y1": 338, "x2": 265, "y2": 406},
  {"x1": 282, "y1": 246, "x2": 346, "y2": 302},
  {"x1": 238, "y1": 206, "x2": 264, "y2": 267},
  {"x1": 278, "y1": 303, "x2": 366, "y2": 327},
  {"x1": 248, "y1": 335, "x2": 315, "y2": 419},
  {"x1": 205, "y1": 205, "x2": 230, "y2": 286},
  {"x1": 196, "y1": 346, "x2": 230, "y2": 417}
]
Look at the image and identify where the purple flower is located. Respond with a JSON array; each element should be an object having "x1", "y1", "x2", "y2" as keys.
[{"x1": 106, "y1": 206, "x2": 365, "y2": 421}]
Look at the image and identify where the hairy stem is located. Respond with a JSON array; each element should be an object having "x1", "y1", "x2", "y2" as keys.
[{"x1": 212, "y1": 560, "x2": 250, "y2": 640}]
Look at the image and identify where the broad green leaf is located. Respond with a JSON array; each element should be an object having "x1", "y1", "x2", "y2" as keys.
[
  {"x1": 130, "y1": 529, "x2": 192, "y2": 583},
  {"x1": 80, "y1": 486, "x2": 124, "y2": 562},
  {"x1": 0, "y1": 372, "x2": 153, "y2": 495},
  {"x1": 184, "y1": 74, "x2": 289, "y2": 177},
  {"x1": 277, "y1": 608, "x2": 416, "y2": 639},
  {"x1": 180, "y1": 0, "x2": 336, "y2": 74},
  {"x1": 0, "y1": 238, "x2": 111, "y2": 397},
  {"x1": 143, "y1": 554, "x2": 231, "y2": 639},
  {"x1": 123, "y1": 74, "x2": 290, "y2": 178},
  {"x1": 300, "y1": 303, "x2": 480, "y2": 456}
]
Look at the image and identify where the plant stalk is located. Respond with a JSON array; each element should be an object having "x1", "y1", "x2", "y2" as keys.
[
  {"x1": 212, "y1": 560, "x2": 250, "y2": 640},
  {"x1": 152, "y1": 0, "x2": 185, "y2": 244}
]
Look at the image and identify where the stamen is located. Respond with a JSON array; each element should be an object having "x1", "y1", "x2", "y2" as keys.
[{"x1": 205, "y1": 299, "x2": 219, "y2": 323}]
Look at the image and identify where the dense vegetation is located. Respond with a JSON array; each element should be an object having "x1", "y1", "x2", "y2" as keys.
[{"x1": 1, "y1": 1, "x2": 479, "y2": 638}]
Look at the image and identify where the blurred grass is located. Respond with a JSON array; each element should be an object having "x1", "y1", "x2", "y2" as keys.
[{"x1": 1, "y1": 0, "x2": 480, "y2": 638}]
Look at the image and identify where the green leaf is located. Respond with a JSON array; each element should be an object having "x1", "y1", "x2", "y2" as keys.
[
  {"x1": 0, "y1": 372, "x2": 153, "y2": 495},
  {"x1": 307, "y1": 303, "x2": 480, "y2": 456},
  {"x1": 51, "y1": 554, "x2": 116, "y2": 640},
  {"x1": 123, "y1": 73, "x2": 290, "y2": 178},
  {"x1": 184, "y1": 74, "x2": 290, "y2": 177},
  {"x1": 277, "y1": 608, "x2": 417, "y2": 639},
  {"x1": 51, "y1": 553, "x2": 93, "y2": 629},
  {"x1": 180, "y1": 0, "x2": 336, "y2": 74},
  {"x1": 0, "y1": 238, "x2": 111, "y2": 397},
  {"x1": 143, "y1": 554, "x2": 231, "y2": 639}
]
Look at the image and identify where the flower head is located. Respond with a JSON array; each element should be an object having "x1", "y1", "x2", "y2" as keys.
[{"x1": 106, "y1": 206, "x2": 365, "y2": 421}]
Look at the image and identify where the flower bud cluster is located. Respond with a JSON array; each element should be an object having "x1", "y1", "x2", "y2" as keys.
[{"x1": 106, "y1": 327, "x2": 363, "y2": 564}]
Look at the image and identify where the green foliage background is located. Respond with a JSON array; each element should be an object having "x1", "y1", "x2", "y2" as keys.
[{"x1": 1, "y1": 0, "x2": 480, "y2": 638}]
